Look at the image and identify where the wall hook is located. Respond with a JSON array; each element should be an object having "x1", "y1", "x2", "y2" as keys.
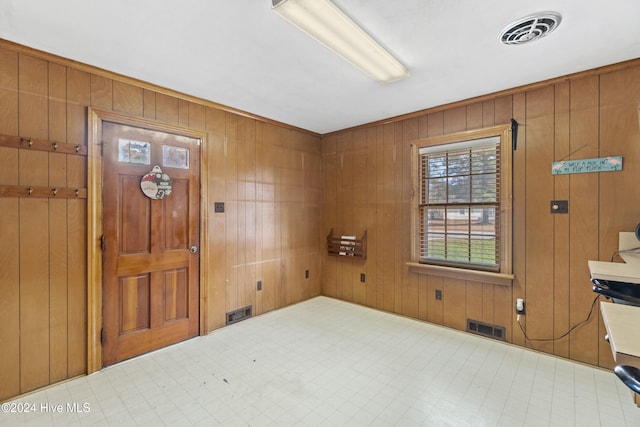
[
  {"x1": 511, "y1": 118, "x2": 519, "y2": 151},
  {"x1": 75, "y1": 189, "x2": 79, "y2": 197},
  {"x1": 52, "y1": 187, "x2": 58, "y2": 196},
  {"x1": 27, "y1": 187, "x2": 33, "y2": 195},
  {"x1": 52, "y1": 142, "x2": 58, "y2": 150},
  {"x1": 75, "y1": 145, "x2": 81, "y2": 153}
]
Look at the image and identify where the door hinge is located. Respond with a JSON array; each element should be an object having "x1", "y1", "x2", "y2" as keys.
[
  {"x1": 100, "y1": 327, "x2": 104, "y2": 345},
  {"x1": 100, "y1": 235, "x2": 105, "y2": 252}
]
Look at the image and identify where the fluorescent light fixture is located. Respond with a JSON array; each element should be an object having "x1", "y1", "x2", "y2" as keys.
[{"x1": 272, "y1": 0, "x2": 409, "y2": 83}]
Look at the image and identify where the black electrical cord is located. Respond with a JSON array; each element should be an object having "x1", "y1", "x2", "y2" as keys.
[
  {"x1": 610, "y1": 246, "x2": 640, "y2": 262},
  {"x1": 516, "y1": 294, "x2": 599, "y2": 342}
]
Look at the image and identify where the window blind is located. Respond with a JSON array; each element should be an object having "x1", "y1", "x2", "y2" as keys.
[{"x1": 418, "y1": 137, "x2": 501, "y2": 271}]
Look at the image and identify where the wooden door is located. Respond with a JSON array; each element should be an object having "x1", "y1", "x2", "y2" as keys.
[{"x1": 102, "y1": 121, "x2": 200, "y2": 366}]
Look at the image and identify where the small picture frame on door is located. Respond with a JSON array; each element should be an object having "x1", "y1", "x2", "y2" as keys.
[
  {"x1": 118, "y1": 138, "x2": 151, "y2": 165},
  {"x1": 162, "y1": 145, "x2": 189, "y2": 169}
]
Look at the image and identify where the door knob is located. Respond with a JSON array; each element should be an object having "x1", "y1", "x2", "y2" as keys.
[{"x1": 189, "y1": 245, "x2": 198, "y2": 254}]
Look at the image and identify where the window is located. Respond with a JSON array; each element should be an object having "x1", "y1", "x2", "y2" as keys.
[{"x1": 412, "y1": 125, "x2": 513, "y2": 279}]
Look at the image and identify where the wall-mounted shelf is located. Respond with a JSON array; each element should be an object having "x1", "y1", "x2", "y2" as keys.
[{"x1": 327, "y1": 228, "x2": 367, "y2": 260}]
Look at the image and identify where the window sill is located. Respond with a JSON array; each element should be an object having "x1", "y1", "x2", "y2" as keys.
[{"x1": 406, "y1": 262, "x2": 514, "y2": 286}]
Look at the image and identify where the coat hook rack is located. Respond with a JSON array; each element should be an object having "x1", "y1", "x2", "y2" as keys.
[
  {"x1": 3, "y1": 134, "x2": 88, "y2": 155},
  {"x1": 0, "y1": 185, "x2": 87, "y2": 199}
]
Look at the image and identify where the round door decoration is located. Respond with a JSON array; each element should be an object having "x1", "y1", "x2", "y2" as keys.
[{"x1": 140, "y1": 165, "x2": 172, "y2": 200}]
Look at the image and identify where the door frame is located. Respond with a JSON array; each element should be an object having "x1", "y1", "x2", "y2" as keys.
[{"x1": 87, "y1": 107, "x2": 209, "y2": 374}]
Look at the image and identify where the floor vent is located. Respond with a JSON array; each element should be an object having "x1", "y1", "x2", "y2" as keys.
[
  {"x1": 467, "y1": 319, "x2": 505, "y2": 341},
  {"x1": 226, "y1": 306, "x2": 252, "y2": 325}
]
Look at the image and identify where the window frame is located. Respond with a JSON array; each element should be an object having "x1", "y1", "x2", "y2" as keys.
[{"x1": 408, "y1": 124, "x2": 514, "y2": 286}]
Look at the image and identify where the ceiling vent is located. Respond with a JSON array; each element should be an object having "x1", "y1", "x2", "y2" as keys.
[{"x1": 499, "y1": 12, "x2": 562, "y2": 45}]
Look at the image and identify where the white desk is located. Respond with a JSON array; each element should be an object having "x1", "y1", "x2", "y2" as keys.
[
  {"x1": 588, "y1": 260, "x2": 640, "y2": 283},
  {"x1": 590, "y1": 232, "x2": 640, "y2": 407},
  {"x1": 588, "y1": 232, "x2": 640, "y2": 284},
  {"x1": 600, "y1": 301, "x2": 640, "y2": 369},
  {"x1": 600, "y1": 301, "x2": 640, "y2": 407}
]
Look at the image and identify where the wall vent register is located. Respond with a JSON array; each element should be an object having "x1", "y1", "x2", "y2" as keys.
[
  {"x1": 467, "y1": 319, "x2": 505, "y2": 341},
  {"x1": 226, "y1": 306, "x2": 252, "y2": 325}
]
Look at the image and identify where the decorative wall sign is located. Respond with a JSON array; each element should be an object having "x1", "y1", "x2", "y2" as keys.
[
  {"x1": 140, "y1": 165, "x2": 172, "y2": 199},
  {"x1": 551, "y1": 156, "x2": 622, "y2": 175}
]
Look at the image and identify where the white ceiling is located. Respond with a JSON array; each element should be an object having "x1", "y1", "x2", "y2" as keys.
[{"x1": 1, "y1": 0, "x2": 639, "y2": 134}]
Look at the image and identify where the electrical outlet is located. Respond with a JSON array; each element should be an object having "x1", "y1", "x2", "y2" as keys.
[
  {"x1": 257, "y1": 280, "x2": 262, "y2": 291},
  {"x1": 214, "y1": 202, "x2": 225, "y2": 213},
  {"x1": 435, "y1": 289, "x2": 442, "y2": 300},
  {"x1": 360, "y1": 273, "x2": 366, "y2": 283},
  {"x1": 305, "y1": 269, "x2": 309, "y2": 279}
]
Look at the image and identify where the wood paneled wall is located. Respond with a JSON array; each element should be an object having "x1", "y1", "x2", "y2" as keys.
[
  {"x1": 322, "y1": 61, "x2": 640, "y2": 368},
  {"x1": 1, "y1": 37, "x2": 637, "y2": 402},
  {"x1": 0, "y1": 41, "x2": 322, "y2": 401},
  {"x1": 206, "y1": 114, "x2": 323, "y2": 329}
]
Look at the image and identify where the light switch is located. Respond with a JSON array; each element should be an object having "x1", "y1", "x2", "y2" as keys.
[{"x1": 550, "y1": 200, "x2": 568, "y2": 214}]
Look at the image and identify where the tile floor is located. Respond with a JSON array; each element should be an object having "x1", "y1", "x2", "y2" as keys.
[{"x1": 2, "y1": 296, "x2": 639, "y2": 426}]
